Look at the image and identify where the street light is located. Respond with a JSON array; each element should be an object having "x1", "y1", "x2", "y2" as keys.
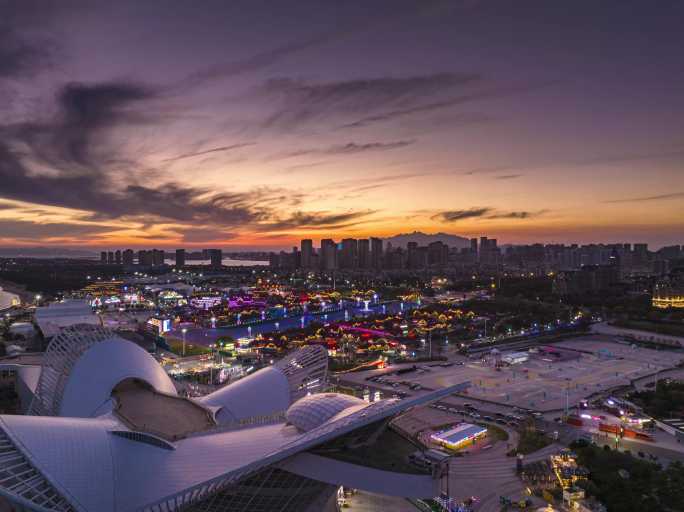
[{"x1": 181, "y1": 328, "x2": 188, "y2": 357}]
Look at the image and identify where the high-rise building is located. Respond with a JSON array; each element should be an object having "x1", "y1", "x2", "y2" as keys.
[
  {"x1": 407, "y1": 242, "x2": 418, "y2": 268},
  {"x1": 370, "y1": 237, "x2": 383, "y2": 270},
  {"x1": 339, "y1": 238, "x2": 358, "y2": 269},
  {"x1": 122, "y1": 249, "x2": 134, "y2": 266},
  {"x1": 428, "y1": 241, "x2": 448, "y2": 266},
  {"x1": 470, "y1": 238, "x2": 478, "y2": 255},
  {"x1": 107, "y1": 251, "x2": 114, "y2": 265},
  {"x1": 358, "y1": 239, "x2": 370, "y2": 269},
  {"x1": 175, "y1": 249, "x2": 186, "y2": 267},
  {"x1": 207, "y1": 248, "x2": 223, "y2": 268},
  {"x1": 138, "y1": 250, "x2": 153, "y2": 266},
  {"x1": 300, "y1": 239, "x2": 313, "y2": 269},
  {"x1": 100, "y1": 251, "x2": 107, "y2": 264},
  {"x1": 114, "y1": 250, "x2": 121, "y2": 265},
  {"x1": 320, "y1": 239, "x2": 337, "y2": 270},
  {"x1": 152, "y1": 249, "x2": 165, "y2": 266}
]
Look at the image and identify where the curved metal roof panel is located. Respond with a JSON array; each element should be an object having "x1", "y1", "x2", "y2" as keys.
[{"x1": 60, "y1": 338, "x2": 177, "y2": 418}]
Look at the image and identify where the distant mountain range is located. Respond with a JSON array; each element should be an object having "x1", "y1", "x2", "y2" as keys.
[{"x1": 383, "y1": 231, "x2": 470, "y2": 249}]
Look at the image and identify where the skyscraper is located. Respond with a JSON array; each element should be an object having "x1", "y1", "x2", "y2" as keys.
[
  {"x1": 122, "y1": 249, "x2": 134, "y2": 266},
  {"x1": 176, "y1": 249, "x2": 186, "y2": 267},
  {"x1": 479, "y1": 237, "x2": 488, "y2": 262},
  {"x1": 138, "y1": 250, "x2": 153, "y2": 266},
  {"x1": 358, "y1": 239, "x2": 370, "y2": 269},
  {"x1": 300, "y1": 239, "x2": 313, "y2": 269},
  {"x1": 428, "y1": 241, "x2": 447, "y2": 266},
  {"x1": 207, "y1": 248, "x2": 223, "y2": 268},
  {"x1": 340, "y1": 238, "x2": 358, "y2": 269},
  {"x1": 370, "y1": 237, "x2": 383, "y2": 270},
  {"x1": 152, "y1": 249, "x2": 165, "y2": 266},
  {"x1": 320, "y1": 239, "x2": 337, "y2": 271},
  {"x1": 114, "y1": 250, "x2": 121, "y2": 265},
  {"x1": 470, "y1": 238, "x2": 478, "y2": 255},
  {"x1": 100, "y1": 251, "x2": 107, "y2": 264}
]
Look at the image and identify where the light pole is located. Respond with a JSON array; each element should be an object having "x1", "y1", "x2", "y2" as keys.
[
  {"x1": 209, "y1": 344, "x2": 214, "y2": 384},
  {"x1": 181, "y1": 328, "x2": 187, "y2": 357}
]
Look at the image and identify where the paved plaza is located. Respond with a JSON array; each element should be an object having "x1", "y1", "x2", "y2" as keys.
[{"x1": 343, "y1": 336, "x2": 684, "y2": 412}]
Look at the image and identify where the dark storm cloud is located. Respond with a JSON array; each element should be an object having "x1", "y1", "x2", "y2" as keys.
[
  {"x1": 162, "y1": 142, "x2": 256, "y2": 163},
  {"x1": 604, "y1": 192, "x2": 684, "y2": 204},
  {"x1": 487, "y1": 210, "x2": 548, "y2": 219},
  {"x1": 0, "y1": 139, "x2": 264, "y2": 226},
  {"x1": 260, "y1": 210, "x2": 376, "y2": 231},
  {"x1": 262, "y1": 74, "x2": 480, "y2": 106},
  {"x1": 0, "y1": 219, "x2": 118, "y2": 239},
  {"x1": 256, "y1": 73, "x2": 482, "y2": 129},
  {"x1": 0, "y1": 80, "x2": 275, "y2": 227},
  {"x1": 340, "y1": 82, "x2": 557, "y2": 129},
  {"x1": 433, "y1": 208, "x2": 492, "y2": 222},
  {"x1": 433, "y1": 208, "x2": 547, "y2": 222},
  {"x1": 269, "y1": 140, "x2": 415, "y2": 161},
  {"x1": 12, "y1": 81, "x2": 156, "y2": 170},
  {"x1": 0, "y1": 26, "x2": 51, "y2": 78},
  {"x1": 172, "y1": 1, "x2": 455, "y2": 93}
]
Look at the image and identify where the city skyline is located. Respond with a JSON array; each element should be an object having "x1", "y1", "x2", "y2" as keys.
[{"x1": 1, "y1": 1, "x2": 683, "y2": 249}]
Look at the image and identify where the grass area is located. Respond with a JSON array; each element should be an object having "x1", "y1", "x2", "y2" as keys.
[
  {"x1": 630, "y1": 381, "x2": 684, "y2": 418},
  {"x1": 514, "y1": 429, "x2": 552, "y2": 455},
  {"x1": 312, "y1": 427, "x2": 429, "y2": 475},
  {"x1": 167, "y1": 339, "x2": 211, "y2": 357},
  {"x1": 484, "y1": 423, "x2": 509, "y2": 443},
  {"x1": 613, "y1": 319, "x2": 684, "y2": 337},
  {"x1": 571, "y1": 442, "x2": 684, "y2": 512}
]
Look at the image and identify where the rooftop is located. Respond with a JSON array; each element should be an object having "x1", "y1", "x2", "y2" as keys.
[
  {"x1": 112, "y1": 379, "x2": 216, "y2": 441},
  {"x1": 432, "y1": 423, "x2": 487, "y2": 446}
]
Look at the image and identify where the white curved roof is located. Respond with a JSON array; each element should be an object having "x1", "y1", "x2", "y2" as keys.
[
  {"x1": 200, "y1": 366, "x2": 290, "y2": 424},
  {"x1": 0, "y1": 414, "x2": 118, "y2": 512},
  {"x1": 199, "y1": 345, "x2": 328, "y2": 425},
  {"x1": 286, "y1": 393, "x2": 365, "y2": 432},
  {"x1": 60, "y1": 338, "x2": 177, "y2": 418}
]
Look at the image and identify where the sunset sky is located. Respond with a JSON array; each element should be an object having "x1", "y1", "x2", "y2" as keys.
[{"x1": 1, "y1": 0, "x2": 683, "y2": 250}]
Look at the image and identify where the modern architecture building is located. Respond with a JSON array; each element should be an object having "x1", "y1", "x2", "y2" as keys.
[
  {"x1": 429, "y1": 423, "x2": 487, "y2": 451},
  {"x1": 300, "y1": 239, "x2": 313, "y2": 270},
  {"x1": 122, "y1": 249, "x2": 134, "y2": 266},
  {"x1": 339, "y1": 238, "x2": 358, "y2": 269},
  {"x1": 320, "y1": 239, "x2": 337, "y2": 271},
  {"x1": 0, "y1": 325, "x2": 467, "y2": 511},
  {"x1": 370, "y1": 237, "x2": 383, "y2": 270},
  {"x1": 357, "y1": 239, "x2": 370, "y2": 269},
  {"x1": 207, "y1": 248, "x2": 223, "y2": 268},
  {"x1": 175, "y1": 249, "x2": 186, "y2": 267}
]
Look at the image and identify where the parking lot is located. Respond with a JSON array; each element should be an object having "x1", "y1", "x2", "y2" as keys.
[{"x1": 340, "y1": 336, "x2": 684, "y2": 412}]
